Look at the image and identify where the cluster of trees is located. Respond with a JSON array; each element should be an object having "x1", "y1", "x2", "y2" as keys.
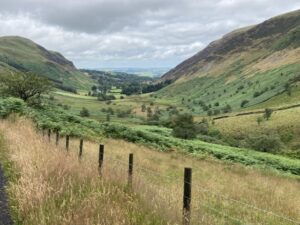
[
  {"x1": 122, "y1": 80, "x2": 172, "y2": 96},
  {"x1": 0, "y1": 72, "x2": 52, "y2": 103}
]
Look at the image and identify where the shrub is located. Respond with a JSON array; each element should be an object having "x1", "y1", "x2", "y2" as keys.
[
  {"x1": 248, "y1": 135, "x2": 282, "y2": 153},
  {"x1": 172, "y1": 114, "x2": 198, "y2": 139},
  {"x1": 80, "y1": 107, "x2": 90, "y2": 117},
  {"x1": 197, "y1": 121, "x2": 209, "y2": 135},
  {"x1": 257, "y1": 117, "x2": 263, "y2": 125},
  {"x1": 0, "y1": 97, "x2": 25, "y2": 118},
  {"x1": 222, "y1": 104, "x2": 232, "y2": 113},
  {"x1": 240, "y1": 100, "x2": 249, "y2": 108},
  {"x1": 264, "y1": 108, "x2": 273, "y2": 120}
]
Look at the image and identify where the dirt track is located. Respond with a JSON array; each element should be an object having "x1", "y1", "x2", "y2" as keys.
[{"x1": 0, "y1": 165, "x2": 13, "y2": 225}]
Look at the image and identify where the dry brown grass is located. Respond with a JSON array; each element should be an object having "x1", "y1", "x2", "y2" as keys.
[
  {"x1": 0, "y1": 117, "x2": 299, "y2": 225},
  {"x1": 0, "y1": 118, "x2": 169, "y2": 225}
]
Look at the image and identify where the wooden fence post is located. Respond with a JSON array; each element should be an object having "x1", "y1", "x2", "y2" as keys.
[
  {"x1": 183, "y1": 167, "x2": 192, "y2": 225},
  {"x1": 48, "y1": 129, "x2": 51, "y2": 142},
  {"x1": 79, "y1": 139, "x2": 83, "y2": 159},
  {"x1": 66, "y1": 135, "x2": 69, "y2": 151},
  {"x1": 128, "y1": 153, "x2": 133, "y2": 187},
  {"x1": 55, "y1": 131, "x2": 59, "y2": 146},
  {"x1": 98, "y1": 144, "x2": 104, "y2": 174}
]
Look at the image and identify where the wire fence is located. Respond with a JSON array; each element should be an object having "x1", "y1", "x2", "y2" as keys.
[{"x1": 44, "y1": 129, "x2": 300, "y2": 225}]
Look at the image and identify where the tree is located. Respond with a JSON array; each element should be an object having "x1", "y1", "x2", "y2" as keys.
[
  {"x1": 80, "y1": 107, "x2": 90, "y2": 117},
  {"x1": 141, "y1": 104, "x2": 146, "y2": 112},
  {"x1": 172, "y1": 113, "x2": 198, "y2": 139},
  {"x1": 285, "y1": 83, "x2": 292, "y2": 96},
  {"x1": 264, "y1": 108, "x2": 273, "y2": 120},
  {"x1": 147, "y1": 107, "x2": 153, "y2": 118},
  {"x1": 257, "y1": 116, "x2": 263, "y2": 125},
  {"x1": 0, "y1": 72, "x2": 52, "y2": 101},
  {"x1": 106, "y1": 113, "x2": 110, "y2": 122},
  {"x1": 240, "y1": 100, "x2": 249, "y2": 108},
  {"x1": 222, "y1": 104, "x2": 232, "y2": 113}
]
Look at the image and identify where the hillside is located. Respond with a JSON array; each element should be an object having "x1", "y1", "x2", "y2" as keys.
[
  {"x1": 0, "y1": 102, "x2": 299, "y2": 224},
  {"x1": 0, "y1": 36, "x2": 94, "y2": 91},
  {"x1": 159, "y1": 9, "x2": 300, "y2": 113},
  {"x1": 81, "y1": 69, "x2": 154, "y2": 88}
]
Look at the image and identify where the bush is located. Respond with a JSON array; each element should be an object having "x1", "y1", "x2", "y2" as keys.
[
  {"x1": 264, "y1": 108, "x2": 273, "y2": 120},
  {"x1": 240, "y1": 100, "x2": 249, "y2": 108},
  {"x1": 97, "y1": 94, "x2": 116, "y2": 101},
  {"x1": 80, "y1": 107, "x2": 90, "y2": 117},
  {"x1": 0, "y1": 97, "x2": 25, "y2": 118},
  {"x1": 172, "y1": 114, "x2": 198, "y2": 139},
  {"x1": 247, "y1": 135, "x2": 282, "y2": 153}
]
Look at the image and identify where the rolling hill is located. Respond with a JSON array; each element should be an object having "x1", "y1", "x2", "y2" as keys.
[
  {"x1": 0, "y1": 36, "x2": 94, "y2": 91},
  {"x1": 158, "y1": 9, "x2": 300, "y2": 113}
]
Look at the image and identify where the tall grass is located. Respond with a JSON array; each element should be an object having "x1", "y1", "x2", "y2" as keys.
[
  {"x1": 0, "y1": 117, "x2": 299, "y2": 224},
  {"x1": 0, "y1": 118, "x2": 168, "y2": 225}
]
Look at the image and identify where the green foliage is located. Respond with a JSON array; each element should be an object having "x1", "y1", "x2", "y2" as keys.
[
  {"x1": 273, "y1": 25, "x2": 300, "y2": 50},
  {"x1": 0, "y1": 36, "x2": 94, "y2": 91},
  {"x1": 257, "y1": 116, "x2": 263, "y2": 125},
  {"x1": 264, "y1": 108, "x2": 273, "y2": 120},
  {"x1": 240, "y1": 100, "x2": 249, "y2": 108},
  {"x1": 97, "y1": 94, "x2": 116, "y2": 101},
  {"x1": 0, "y1": 97, "x2": 25, "y2": 118},
  {"x1": 171, "y1": 114, "x2": 198, "y2": 139},
  {"x1": 1, "y1": 100, "x2": 299, "y2": 175},
  {"x1": 141, "y1": 104, "x2": 146, "y2": 112},
  {"x1": 0, "y1": 72, "x2": 52, "y2": 101},
  {"x1": 80, "y1": 107, "x2": 90, "y2": 117},
  {"x1": 247, "y1": 135, "x2": 283, "y2": 153}
]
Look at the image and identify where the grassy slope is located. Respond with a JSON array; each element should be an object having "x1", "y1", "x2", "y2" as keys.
[
  {"x1": 0, "y1": 36, "x2": 94, "y2": 91},
  {"x1": 1, "y1": 118, "x2": 300, "y2": 224},
  {"x1": 0, "y1": 119, "x2": 167, "y2": 225},
  {"x1": 156, "y1": 10, "x2": 300, "y2": 114}
]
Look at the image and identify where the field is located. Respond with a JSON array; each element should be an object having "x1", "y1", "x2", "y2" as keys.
[
  {"x1": 0, "y1": 117, "x2": 299, "y2": 225},
  {"x1": 214, "y1": 106, "x2": 300, "y2": 158},
  {"x1": 52, "y1": 90, "x2": 170, "y2": 124}
]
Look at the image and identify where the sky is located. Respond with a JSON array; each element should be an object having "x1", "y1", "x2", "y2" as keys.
[{"x1": 0, "y1": 0, "x2": 299, "y2": 69}]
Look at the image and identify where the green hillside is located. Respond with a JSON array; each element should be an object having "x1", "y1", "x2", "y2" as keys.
[
  {"x1": 0, "y1": 36, "x2": 94, "y2": 91},
  {"x1": 158, "y1": 9, "x2": 300, "y2": 114}
]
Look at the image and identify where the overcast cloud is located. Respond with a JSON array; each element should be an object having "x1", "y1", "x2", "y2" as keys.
[{"x1": 0, "y1": 0, "x2": 299, "y2": 68}]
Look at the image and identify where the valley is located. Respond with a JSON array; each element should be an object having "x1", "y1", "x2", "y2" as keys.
[{"x1": 0, "y1": 7, "x2": 300, "y2": 225}]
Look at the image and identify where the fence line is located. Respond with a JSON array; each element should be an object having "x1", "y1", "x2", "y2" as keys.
[
  {"x1": 195, "y1": 186, "x2": 300, "y2": 224},
  {"x1": 42, "y1": 129, "x2": 300, "y2": 225},
  {"x1": 196, "y1": 203, "x2": 253, "y2": 225}
]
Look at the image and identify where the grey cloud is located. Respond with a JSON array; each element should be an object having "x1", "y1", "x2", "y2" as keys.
[{"x1": 0, "y1": 0, "x2": 299, "y2": 68}]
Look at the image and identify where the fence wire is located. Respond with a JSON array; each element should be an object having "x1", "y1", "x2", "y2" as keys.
[{"x1": 42, "y1": 131, "x2": 300, "y2": 225}]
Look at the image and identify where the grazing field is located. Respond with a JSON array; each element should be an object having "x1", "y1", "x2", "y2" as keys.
[
  {"x1": 0, "y1": 118, "x2": 299, "y2": 225},
  {"x1": 52, "y1": 90, "x2": 169, "y2": 123}
]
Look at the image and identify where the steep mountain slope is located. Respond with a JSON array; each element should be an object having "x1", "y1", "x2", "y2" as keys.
[
  {"x1": 0, "y1": 36, "x2": 93, "y2": 91},
  {"x1": 159, "y1": 9, "x2": 300, "y2": 113}
]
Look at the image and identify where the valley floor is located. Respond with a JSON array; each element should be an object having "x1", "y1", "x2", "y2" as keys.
[{"x1": 0, "y1": 118, "x2": 299, "y2": 225}]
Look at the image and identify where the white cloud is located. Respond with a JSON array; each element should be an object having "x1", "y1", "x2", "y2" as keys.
[{"x1": 0, "y1": 0, "x2": 299, "y2": 68}]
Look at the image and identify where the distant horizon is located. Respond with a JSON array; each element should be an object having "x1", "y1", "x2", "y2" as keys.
[{"x1": 80, "y1": 66, "x2": 171, "y2": 77}]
